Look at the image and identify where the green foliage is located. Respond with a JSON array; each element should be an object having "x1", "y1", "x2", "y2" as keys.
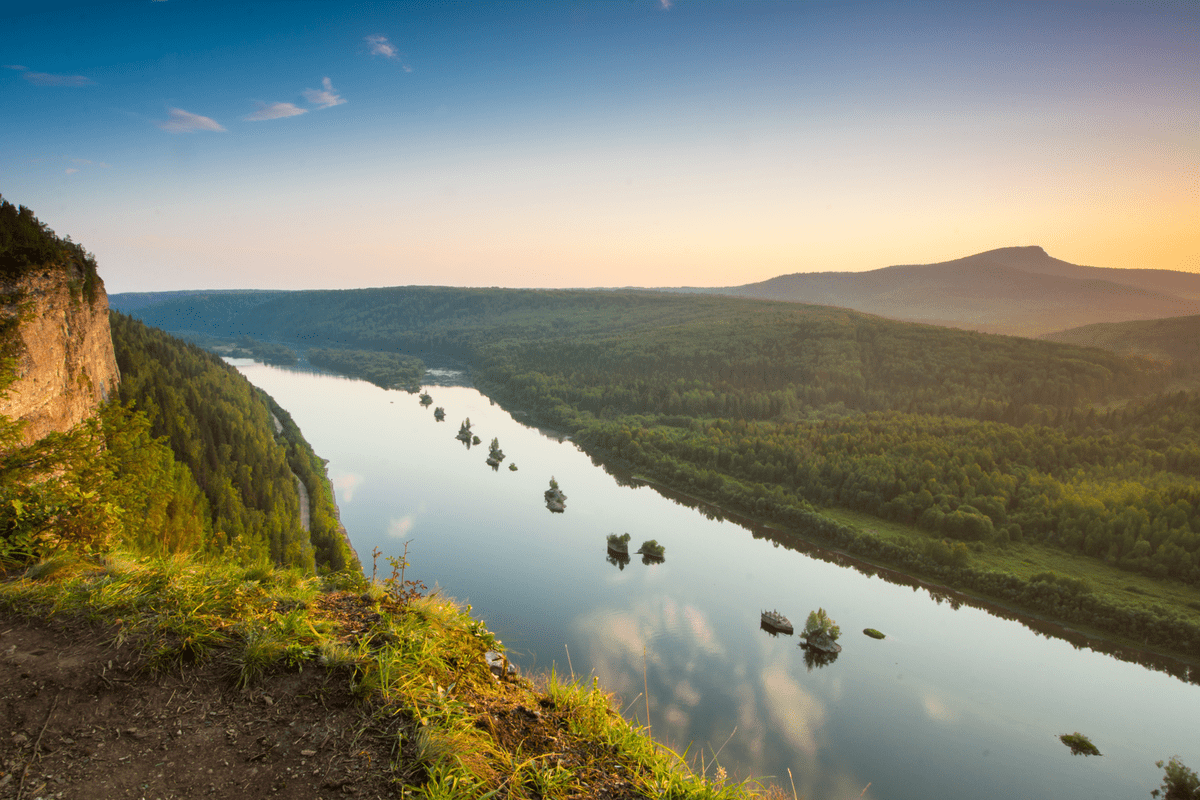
[
  {"x1": 110, "y1": 312, "x2": 327, "y2": 570},
  {"x1": 637, "y1": 539, "x2": 665, "y2": 558},
  {"x1": 228, "y1": 337, "x2": 297, "y2": 366},
  {"x1": 0, "y1": 195, "x2": 101, "y2": 299},
  {"x1": 863, "y1": 628, "x2": 886, "y2": 639},
  {"x1": 308, "y1": 346, "x2": 424, "y2": 391},
  {"x1": 259, "y1": 393, "x2": 359, "y2": 573},
  {"x1": 803, "y1": 608, "x2": 840, "y2": 642},
  {"x1": 1154, "y1": 757, "x2": 1200, "y2": 799},
  {"x1": 1059, "y1": 732, "x2": 1101, "y2": 756}
]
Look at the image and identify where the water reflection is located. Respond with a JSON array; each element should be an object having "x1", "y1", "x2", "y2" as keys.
[
  {"x1": 799, "y1": 645, "x2": 839, "y2": 672},
  {"x1": 595, "y1": 466, "x2": 1200, "y2": 686},
  {"x1": 606, "y1": 552, "x2": 632, "y2": 571},
  {"x1": 231, "y1": 359, "x2": 1200, "y2": 800}
]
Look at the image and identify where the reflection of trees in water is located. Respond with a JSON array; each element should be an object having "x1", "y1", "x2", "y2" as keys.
[
  {"x1": 606, "y1": 552, "x2": 631, "y2": 571},
  {"x1": 590, "y1": 458, "x2": 1199, "y2": 687},
  {"x1": 801, "y1": 645, "x2": 839, "y2": 672}
]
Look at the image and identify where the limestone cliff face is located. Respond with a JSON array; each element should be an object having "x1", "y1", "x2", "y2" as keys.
[{"x1": 0, "y1": 263, "x2": 120, "y2": 445}]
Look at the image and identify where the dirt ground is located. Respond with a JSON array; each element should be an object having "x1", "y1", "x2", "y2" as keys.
[
  {"x1": 0, "y1": 602, "x2": 652, "y2": 800},
  {"x1": 0, "y1": 598, "x2": 426, "y2": 800}
]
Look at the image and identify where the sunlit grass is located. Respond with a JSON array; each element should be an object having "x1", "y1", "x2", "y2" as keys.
[{"x1": 0, "y1": 549, "x2": 773, "y2": 799}]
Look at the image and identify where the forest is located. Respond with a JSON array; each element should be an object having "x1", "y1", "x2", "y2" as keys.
[
  {"x1": 307, "y1": 347, "x2": 425, "y2": 391},
  {"x1": 115, "y1": 285, "x2": 1200, "y2": 657},
  {"x1": 0, "y1": 311, "x2": 356, "y2": 575},
  {"x1": 109, "y1": 313, "x2": 355, "y2": 572}
]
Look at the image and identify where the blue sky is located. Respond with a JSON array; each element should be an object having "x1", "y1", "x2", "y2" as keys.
[{"x1": 2, "y1": 0, "x2": 1197, "y2": 292}]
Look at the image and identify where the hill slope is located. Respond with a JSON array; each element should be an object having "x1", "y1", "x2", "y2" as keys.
[
  {"x1": 681, "y1": 246, "x2": 1200, "y2": 336},
  {"x1": 1042, "y1": 314, "x2": 1200, "y2": 373}
]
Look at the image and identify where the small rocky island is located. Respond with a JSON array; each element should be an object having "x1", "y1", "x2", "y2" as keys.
[
  {"x1": 456, "y1": 418, "x2": 473, "y2": 443},
  {"x1": 636, "y1": 539, "x2": 665, "y2": 562},
  {"x1": 419, "y1": 392, "x2": 433, "y2": 406},
  {"x1": 801, "y1": 607, "x2": 842, "y2": 653},
  {"x1": 761, "y1": 609, "x2": 793, "y2": 635},
  {"x1": 433, "y1": 406, "x2": 445, "y2": 421},
  {"x1": 545, "y1": 477, "x2": 567, "y2": 512},
  {"x1": 486, "y1": 437, "x2": 506, "y2": 467},
  {"x1": 606, "y1": 532, "x2": 631, "y2": 556}
]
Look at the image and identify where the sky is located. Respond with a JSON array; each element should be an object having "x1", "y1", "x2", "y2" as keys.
[{"x1": 2, "y1": 0, "x2": 1197, "y2": 293}]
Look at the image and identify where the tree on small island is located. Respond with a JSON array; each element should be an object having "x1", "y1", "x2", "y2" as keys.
[
  {"x1": 433, "y1": 407, "x2": 445, "y2": 421},
  {"x1": 544, "y1": 477, "x2": 567, "y2": 511},
  {"x1": 637, "y1": 539, "x2": 665, "y2": 560},
  {"x1": 419, "y1": 392, "x2": 432, "y2": 406},
  {"x1": 607, "y1": 532, "x2": 631, "y2": 554},
  {"x1": 508, "y1": 462, "x2": 518, "y2": 471},
  {"x1": 488, "y1": 437, "x2": 505, "y2": 462},
  {"x1": 1059, "y1": 732, "x2": 1101, "y2": 757},
  {"x1": 803, "y1": 608, "x2": 841, "y2": 652}
]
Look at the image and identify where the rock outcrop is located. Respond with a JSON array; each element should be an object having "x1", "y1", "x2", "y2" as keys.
[{"x1": 0, "y1": 262, "x2": 120, "y2": 444}]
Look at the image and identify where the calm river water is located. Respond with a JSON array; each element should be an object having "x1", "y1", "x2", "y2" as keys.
[{"x1": 233, "y1": 359, "x2": 1199, "y2": 800}]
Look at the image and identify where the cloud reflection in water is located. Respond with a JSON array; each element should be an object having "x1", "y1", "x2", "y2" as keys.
[{"x1": 573, "y1": 596, "x2": 868, "y2": 795}]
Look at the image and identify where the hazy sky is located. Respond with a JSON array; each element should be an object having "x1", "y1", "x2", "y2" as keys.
[{"x1": 3, "y1": 0, "x2": 1197, "y2": 293}]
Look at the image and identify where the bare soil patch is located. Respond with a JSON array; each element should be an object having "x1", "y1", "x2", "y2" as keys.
[{"x1": 0, "y1": 611, "x2": 397, "y2": 800}]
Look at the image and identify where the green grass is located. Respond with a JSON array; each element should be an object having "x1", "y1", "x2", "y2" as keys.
[{"x1": 0, "y1": 549, "x2": 779, "y2": 799}]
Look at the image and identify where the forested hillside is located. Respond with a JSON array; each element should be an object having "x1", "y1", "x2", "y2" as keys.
[
  {"x1": 114, "y1": 286, "x2": 1162, "y2": 420},
  {"x1": 116, "y1": 285, "x2": 1200, "y2": 658},
  {"x1": 109, "y1": 313, "x2": 355, "y2": 572},
  {"x1": 1043, "y1": 314, "x2": 1200, "y2": 378}
]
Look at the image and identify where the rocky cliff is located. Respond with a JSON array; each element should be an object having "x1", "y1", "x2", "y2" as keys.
[{"x1": 0, "y1": 262, "x2": 120, "y2": 444}]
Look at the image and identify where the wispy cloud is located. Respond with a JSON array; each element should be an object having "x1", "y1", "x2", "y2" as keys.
[
  {"x1": 302, "y1": 77, "x2": 345, "y2": 109},
  {"x1": 660, "y1": 0, "x2": 672, "y2": 8},
  {"x1": 244, "y1": 101, "x2": 307, "y2": 121},
  {"x1": 5, "y1": 64, "x2": 94, "y2": 86},
  {"x1": 156, "y1": 107, "x2": 226, "y2": 133},
  {"x1": 65, "y1": 158, "x2": 111, "y2": 175},
  {"x1": 365, "y1": 34, "x2": 397, "y2": 58}
]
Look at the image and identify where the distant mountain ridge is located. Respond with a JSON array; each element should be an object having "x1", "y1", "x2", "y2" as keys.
[{"x1": 673, "y1": 246, "x2": 1200, "y2": 337}]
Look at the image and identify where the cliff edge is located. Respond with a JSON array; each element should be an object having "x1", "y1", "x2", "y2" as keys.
[{"x1": 0, "y1": 262, "x2": 119, "y2": 444}]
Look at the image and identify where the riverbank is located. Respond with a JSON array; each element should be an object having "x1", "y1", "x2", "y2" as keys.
[
  {"x1": 650, "y1": 464, "x2": 1200, "y2": 674},
  {"x1": 464, "y1": 374, "x2": 1200, "y2": 676},
  {"x1": 0, "y1": 552, "x2": 779, "y2": 800}
]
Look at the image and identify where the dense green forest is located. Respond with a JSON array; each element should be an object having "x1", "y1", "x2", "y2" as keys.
[
  {"x1": 227, "y1": 337, "x2": 298, "y2": 366},
  {"x1": 1044, "y1": 314, "x2": 1200, "y2": 378},
  {"x1": 307, "y1": 347, "x2": 424, "y2": 391},
  {"x1": 115, "y1": 285, "x2": 1200, "y2": 656},
  {"x1": 110, "y1": 313, "x2": 355, "y2": 572}
]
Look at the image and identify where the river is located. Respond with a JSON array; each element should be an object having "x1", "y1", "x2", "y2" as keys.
[{"x1": 232, "y1": 359, "x2": 1199, "y2": 800}]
